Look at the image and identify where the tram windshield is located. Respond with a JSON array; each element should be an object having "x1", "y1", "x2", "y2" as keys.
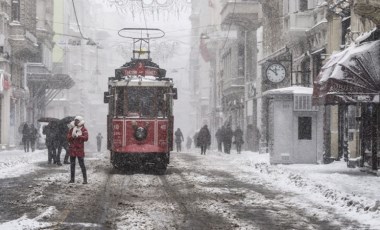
[{"x1": 114, "y1": 87, "x2": 169, "y2": 118}]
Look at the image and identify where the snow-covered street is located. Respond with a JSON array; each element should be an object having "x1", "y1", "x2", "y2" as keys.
[{"x1": 0, "y1": 148, "x2": 379, "y2": 229}]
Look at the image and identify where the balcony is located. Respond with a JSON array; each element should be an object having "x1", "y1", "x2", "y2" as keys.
[
  {"x1": 221, "y1": 0, "x2": 262, "y2": 29},
  {"x1": 8, "y1": 24, "x2": 39, "y2": 55},
  {"x1": 286, "y1": 11, "x2": 314, "y2": 35}
]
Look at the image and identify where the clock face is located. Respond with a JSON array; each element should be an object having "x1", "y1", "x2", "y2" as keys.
[{"x1": 266, "y1": 63, "x2": 286, "y2": 83}]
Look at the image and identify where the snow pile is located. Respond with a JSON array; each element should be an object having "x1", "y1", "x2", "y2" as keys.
[
  {"x1": 0, "y1": 149, "x2": 47, "y2": 178},
  {"x1": 250, "y1": 157, "x2": 380, "y2": 227},
  {"x1": 0, "y1": 207, "x2": 58, "y2": 230}
]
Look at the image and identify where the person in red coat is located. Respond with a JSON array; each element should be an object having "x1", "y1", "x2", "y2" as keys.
[{"x1": 67, "y1": 116, "x2": 89, "y2": 184}]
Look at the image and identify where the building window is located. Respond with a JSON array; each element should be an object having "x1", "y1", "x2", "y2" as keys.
[
  {"x1": 238, "y1": 44, "x2": 245, "y2": 77},
  {"x1": 299, "y1": 0, "x2": 308, "y2": 12},
  {"x1": 294, "y1": 95, "x2": 318, "y2": 111},
  {"x1": 298, "y1": 117, "x2": 312, "y2": 140},
  {"x1": 301, "y1": 58, "x2": 310, "y2": 86},
  {"x1": 11, "y1": 0, "x2": 20, "y2": 21}
]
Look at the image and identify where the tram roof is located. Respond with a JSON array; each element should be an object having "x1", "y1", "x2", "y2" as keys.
[{"x1": 108, "y1": 75, "x2": 174, "y2": 87}]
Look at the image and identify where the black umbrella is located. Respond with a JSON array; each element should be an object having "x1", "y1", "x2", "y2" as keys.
[
  {"x1": 37, "y1": 117, "x2": 60, "y2": 123},
  {"x1": 59, "y1": 116, "x2": 75, "y2": 125}
]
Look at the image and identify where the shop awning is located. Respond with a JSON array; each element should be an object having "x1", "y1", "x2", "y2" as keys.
[
  {"x1": 28, "y1": 73, "x2": 75, "y2": 89},
  {"x1": 26, "y1": 63, "x2": 75, "y2": 108},
  {"x1": 312, "y1": 39, "x2": 380, "y2": 104}
]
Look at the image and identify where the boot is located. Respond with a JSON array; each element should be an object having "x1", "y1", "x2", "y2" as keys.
[
  {"x1": 69, "y1": 162, "x2": 75, "y2": 183},
  {"x1": 82, "y1": 169, "x2": 88, "y2": 184},
  {"x1": 63, "y1": 155, "x2": 69, "y2": 164}
]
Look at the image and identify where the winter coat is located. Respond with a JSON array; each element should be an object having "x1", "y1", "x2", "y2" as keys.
[
  {"x1": 96, "y1": 134, "x2": 103, "y2": 144},
  {"x1": 43, "y1": 122, "x2": 59, "y2": 148},
  {"x1": 215, "y1": 128, "x2": 222, "y2": 143},
  {"x1": 175, "y1": 129, "x2": 184, "y2": 143},
  {"x1": 197, "y1": 126, "x2": 211, "y2": 147},
  {"x1": 29, "y1": 126, "x2": 38, "y2": 141},
  {"x1": 193, "y1": 132, "x2": 199, "y2": 147},
  {"x1": 22, "y1": 124, "x2": 30, "y2": 142},
  {"x1": 67, "y1": 117, "x2": 88, "y2": 157},
  {"x1": 234, "y1": 128, "x2": 244, "y2": 145},
  {"x1": 222, "y1": 126, "x2": 233, "y2": 144}
]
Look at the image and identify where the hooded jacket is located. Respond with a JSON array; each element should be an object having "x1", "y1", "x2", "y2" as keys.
[{"x1": 67, "y1": 116, "x2": 88, "y2": 157}]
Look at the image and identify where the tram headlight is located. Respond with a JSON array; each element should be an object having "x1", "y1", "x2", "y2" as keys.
[{"x1": 134, "y1": 127, "x2": 147, "y2": 141}]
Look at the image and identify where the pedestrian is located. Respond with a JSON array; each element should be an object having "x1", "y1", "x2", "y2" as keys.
[
  {"x1": 193, "y1": 132, "x2": 199, "y2": 148},
  {"x1": 57, "y1": 122, "x2": 70, "y2": 165},
  {"x1": 96, "y1": 133, "x2": 103, "y2": 152},
  {"x1": 43, "y1": 121, "x2": 59, "y2": 164},
  {"x1": 215, "y1": 127, "x2": 223, "y2": 152},
  {"x1": 222, "y1": 123, "x2": 233, "y2": 154},
  {"x1": 22, "y1": 123, "x2": 30, "y2": 152},
  {"x1": 67, "y1": 116, "x2": 89, "y2": 184},
  {"x1": 186, "y1": 136, "x2": 192, "y2": 149},
  {"x1": 197, "y1": 125, "x2": 211, "y2": 155},
  {"x1": 29, "y1": 124, "x2": 38, "y2": 152},
  {"x1": 174, "y1": 128, "x2": 184, "y2": 152},
  {"x1": 234, "y1": 126, "x2": 244, "y2": 154}
]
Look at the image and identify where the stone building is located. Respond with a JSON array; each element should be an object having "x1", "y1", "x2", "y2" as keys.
[
  {"x1": 0, "y1": 0, "x2": 73, "y2": 149},
  {"x1": 313, "y1": 0, "x2": 380, "y2": 171},
  {"x1": 258, "y1": 0, "x2": 327, "y2": 162},
  {"x1": 220, "y1": 0, "x2": 262, "y2": 151}
]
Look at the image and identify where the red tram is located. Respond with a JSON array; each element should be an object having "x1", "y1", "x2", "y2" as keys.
[{"x1": 104, "y1": 28, "x2": 177, "y2": 173}]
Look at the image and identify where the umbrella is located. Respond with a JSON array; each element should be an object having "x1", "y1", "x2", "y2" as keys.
[
  {"x1": 37, "y1": 117, "x2": 60, "y2": 123},
  {"x1": 59, "y1": 116, "x2": 75, "y2": 125}
]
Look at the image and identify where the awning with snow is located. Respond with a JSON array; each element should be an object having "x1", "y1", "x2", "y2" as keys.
[
  {"x1": 26, "y1": 63, "x2": 75, "y2": 108},
  {"x1": 312, "y1": 39, "x2": 380, "y2": 105}
]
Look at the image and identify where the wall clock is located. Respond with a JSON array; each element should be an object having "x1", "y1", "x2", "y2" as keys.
[{"x1": 266, "y1": 63, "x2": 286, "y2": 83}]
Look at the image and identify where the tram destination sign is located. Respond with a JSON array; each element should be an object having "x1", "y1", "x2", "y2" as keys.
[
  {"x1": 115, "y1": 60, "x2": 166, "y2": 79},
  {"x1": 122, "y1": 67, "x2": 158, "y2": 76}
]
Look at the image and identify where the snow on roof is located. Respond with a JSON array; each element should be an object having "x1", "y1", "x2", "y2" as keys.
[
  {"x1": 319, "y1": 40, "x2": 380, "y2": 83},
  {"x1": 355, "y1": 27, "x2": 378, "y2": 44},
  {"x1": 263, "y1": 86, "x2": 313, "y2": 96}
]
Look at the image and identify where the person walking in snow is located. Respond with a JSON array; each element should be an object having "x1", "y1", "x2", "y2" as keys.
[
  {"x1": 234, "y1": 126, "x2": 244, "y2": 154},
  {"x1": 215, "y1": 127, "x2": 223, "y2": 152},
  {"x1": 96, "y1": 133, "x2": 103, "y2": 152},
  {"x1": 175, "y1": 128, "x2": 184, "y2": 152},
  {"x1": 29, "y1": 124, "x2": 38, "y2": 152},
  {"x1": 222, "y1": 123, "x2": 233, "y2": 154},
  {"x1": 57, "y1": 122, "x2": 70, "y2": 165},
  {"x1": 67, "y1": 116, "x2": 89, "y2": 184},
  {"x1": 197, "y1": 125, "x2": 211, "y2": 155},
  {"x1": 43, "y1": 121, "x2": 59, "y2": 164},
  {"x1": 22, "y1": 123, "x2": 30, "y2": 152},
  {"x1": 186, "y1": 136, "x2": 192, "y2": 150}
]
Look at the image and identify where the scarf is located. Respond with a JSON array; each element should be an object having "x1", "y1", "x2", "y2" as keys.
[{"x1": 72, "y1": 126, "x2": 82, "y2": 137}]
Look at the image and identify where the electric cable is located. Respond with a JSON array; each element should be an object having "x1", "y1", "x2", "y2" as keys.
[{"x1": 71, "y1": 0, "x2": 89, "y2": 40}]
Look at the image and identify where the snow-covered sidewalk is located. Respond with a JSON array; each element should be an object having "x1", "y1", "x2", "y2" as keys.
[
  {"x1": 183, "y1": 149, "x2": 380, "y2": 228},
  {"x1": 0, "y1": 149, "x2": 48, "y2": 179}
]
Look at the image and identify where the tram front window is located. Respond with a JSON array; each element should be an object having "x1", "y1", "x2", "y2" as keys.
[{"x1": 127, "y1": 88, "x2": 156, "y2": 117}]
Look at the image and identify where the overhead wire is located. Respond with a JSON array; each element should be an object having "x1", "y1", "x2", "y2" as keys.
[{"x1": 71, "y1": 0, "x2": 89, "y2": 40}]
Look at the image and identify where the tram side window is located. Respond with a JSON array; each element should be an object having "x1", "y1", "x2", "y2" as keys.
[
  {"x1": 157, "y1": 88, "x2": 167, "y2": 118},
  {"x1": 115, "y1": 88, "x2": 124, "y2": 116}
]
